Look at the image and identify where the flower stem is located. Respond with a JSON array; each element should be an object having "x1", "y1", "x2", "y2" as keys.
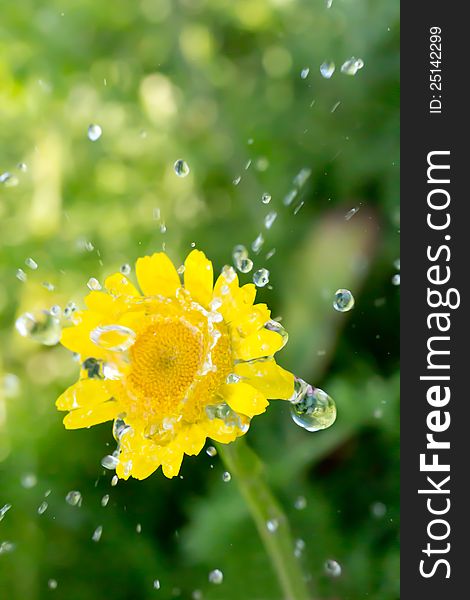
[{"x1": 217, "y1": 439, "x2": 312, "y2": 600}]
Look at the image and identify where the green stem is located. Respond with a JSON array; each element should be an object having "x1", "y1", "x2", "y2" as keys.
[{"x1": 217, "y1": 439, "x2": 312, "y2": 600}]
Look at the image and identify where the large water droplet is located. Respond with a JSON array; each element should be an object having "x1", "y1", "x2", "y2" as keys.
[
  {"x1": 87, "y1": 124, "x2": 102, "y2": 141},
  {"x1": 333, "y1": 289, "x2": 355, "y2": 312},
  {"x1": 341, "y1": 57, "x2": 364, "y2": 76},
  {"x1": 290, "y1": 381, "x2": 337, "y2": 432},
  {"x1": 153, "y1": 580, "x2": 161, "y2": 590},
  {"x1": 174, "y1": 159, "x2": 190, "y2": 178},
  {"x1": 90, "y1": 325, "x2": 136, "y2": 352},
  {"x1": 208, "y1": 569, "x2": 224, "y2": 584},
  {"x1": 15, "y1": 311, "x2": 62, "y2": 345},
  {"x1": 253, "y1": 268, "x2": 270, "y2": 287},
  {"x1": 65, "y1": 491, "x2": 82, "y2": 507},
  {"x1": 320, "y1": 61, "x2": 335, "y2": 79}
]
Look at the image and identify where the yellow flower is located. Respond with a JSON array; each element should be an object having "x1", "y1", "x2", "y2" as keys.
[{"x1": 57, "y1": 250, "x2": 294, "y2": 479}]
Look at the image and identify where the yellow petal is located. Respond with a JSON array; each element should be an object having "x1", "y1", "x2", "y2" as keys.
[
  {"x1": 56, "y1": 378, "x2": 112, "y2": 410},
  {"x1": 60, "y1": 312, "x2": 108, "y2": 359},
  {"x1": 234, "y1": 359, "x2": 294, "y2": 400},
  {"x1": 231, "y1": 304, "x2": 271, "y2": 338},
  {"x1": 159, "y1": 444, "x2": 184, "y2": 478},
  {"x1": 203, "y1": 418, "x2": 243, "y2": 444},
  {"x1": 84, "y1": 291, "x2": 121, "y2": 316},
  {"x1": 117, "y1": 431, "x2": 161, "y2": 480},
  {"x1": 135, "y1": 252, "x2": 181, "y2": 297},
  {"x1": 63, "y1": 400, "x2": 120, "y2": 429},
  {"x1": 222, "y1": 382, "x2": 269, "y2": 417},
  {"x1": 105, "y1": 272, "x2": 140, "y2": 297},
  {"x1": 238, "y1": 283, "x2": 256, "y2": 306},
  {"x1": 184, "y1": 250, "x2": 213, "y2": 307},
  {"x1": 177, "y1": 424, "x2": 207, "y2": 456},
  {"x1": 232, "y1": 328, "x2": 285, "y2": 361}
]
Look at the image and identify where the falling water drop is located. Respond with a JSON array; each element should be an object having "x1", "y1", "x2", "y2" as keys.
[
  {"x1": 87, "y1": 277, "x2": 102, "y2": 291},
  {"x1": 222, "y1": 471, "x2": 231, "y2": 483},
  {"x1": 253, "y1": 268, "x2": 270, "y2": 288},
  {"x1": 101, "y1": 494, "x2": 110, "y2": 507},
  {"x1": 153, "y1": 580, "x2": 161, "y2": 590},
  {"x1": 289, "y1": 380, "x2": 337, "y2": 432},
  {"x1": 264, "y1": 211, "x2": 277, "y2": 230},
  {"x1": 48, "y1": 579, "x2": 58, "y2": 590},
  {"x1": 266, "y1": 519, "x2": 279, "y2": 533},
  {"x1": 320, "y1": 61, "x2": 335, "y2": 79},
  {"x1": 120, "y1": 264, "x2": 131, "y2": 275},
  {"x1": 101, "y1": 454, "x2": 120, "y2": 470},
  {"x1": 392, "y1": 274, "x2": 400, "y2": 286},
  {"x1": 0, "y1": 504, "x2": 12, "y2": 522},
  {"x1": 87, "y1": 124, "x2": 102, "y2": 141},
  {"x1": 37, "y1": 501, "x2": 48, "y2": 515},
  {"x1": 340, "y1": 57, "x2": 364, "y2": 76},
  {"x1": 15, "y1": 311, "x2": 62, "y2": 345},
  {"x1": 251, "y1": 233, "x2": 264, "y2": 254},
  {"x1": 324, "y1": 559, "x2": 342, "y2": 577},
  {"x1": 92, "y1": 525, "x2": 103, "y2": 542},
  {"x1": 206, "y1": 446, "x2": 217, "y2": 457},
  {"x1": 25, "y1": 257, "x2": 38, "y2": 270},
  {"x1": 300, "y1": 67, "x2": 310, "y2": 79},
  {"x1": 16, "y1": 268, "x2": 27, "y2": 282},
  {"x1": 208, "y1": 569, "x2": 224, "y2": 584},
  {"x1": 333, "y1": 289, "x2": 355, "y2": 312},
  {"x1": 65, "y1": 491, "x2": 82, "y2": 507},
  {"x1": 174, "y1": 159, "x2": 190, "y2": 178},
  {"x1": 261, "y1": 192, "x2": 272, "y2": 204}
]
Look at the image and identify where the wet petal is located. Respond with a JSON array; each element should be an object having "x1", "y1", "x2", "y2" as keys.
[
  {"x1": 232, "y1": 328, "x2": 285, "y2": 361},
  {"x1": 56, "y1": 379, "x2": 113, "y2": 410},
  {"x1": 178, "y1": 424, "x2": 207, "y2": 456},
  {"x1": 231, "y1": 304, "x2": 271, "y2": 338},
  {"x1": 63, "y1": 400, "x2": 120, "y2": 429},
  {"x1": 135, "y1": 253, "x2": 181, "y2": 297},
  {"x1": 222, "y1": 382, "x2": 269, "y2": 417},
  {"x1": 184, "y1": 250, "x2": 214, "y2": 307},
  {"x1": 60, "y1": 312, "x2": 108, "y2": 359},
  {"x1": 234, "y1": 359, "x2": 294, "y2": 399},
  {"x1": 203, "y1": 418, "x2": 243, "y2": 444},
  {"x1": 105, "y1": 272, "x2": 140, "y2": 297},
  {"x1": 117, "y1": 431, "x2": 161, "y2": 480}
]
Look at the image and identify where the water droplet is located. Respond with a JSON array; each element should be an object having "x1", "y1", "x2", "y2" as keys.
[
  {"x1": 136, "y1": 523, "x2": 142, "y2": 533},
  {"x1": 266, "y1": 519, "x2": 279, "y2": 533},
  {"x1": 293, "y1": 168, "x2": 311, "y2": 188},
  {"x1": 15, "y1": 311, "x2": 62, "y2": 345},
  {"x1": 37, "y1": 501, "x2": 48, "y2": 515},
  {"x1": 283, "y1": 189, "x2": 298, "y2": 206},
  {"x1": 87, "y1": 124, "x2": 102, "y2": 141},
  {"x1": 21, "y1": 473, "x2": 37, "y2": 489},
  {"x1": 320, "y1": 61, "x2": 335, "y2": 79},
  {"x1": 333, "y1": 289, "x2": 355, "y2": 312},
  {"x1": 87, "y1": 277, "x2": 102, "y2": 291},
  {"x1": 300, "y1": 67, "x2": 310, "y2": 79},
  {"x1": 0, "y1": 541, "x2": 15, "y2": 554},
  {"x1": 1, "y1": 172, "x2": 19, "y2": 187},
  {"x1": 237, "y1": 257, "x2": 253, "y2": 274},
  {"x1": 265, "y1": 248, "x2": 276, "y2": 261},
  {"x1": 101, "y1": 494, "x2": 110, "y2": 507},
  {"x1": 251, "y1": 233, "x2": 264, "y2": 254},
  {"x1": 42, "y1": 281, "x2": 55, "y2": 291},
  {"x1": 345, "y1": 207, "x2": 360, "y2": 220},
  {"x1": 206, "y1": 446, "x2": 217, "y2": 457},
  {"x1": 120, "y1": 264, "x2": 131, "y2": 275},
  {"x1": 101, "y1": 454, "x2": 119, "y2": 470},
  {"x1": 90, "y1": 325, "x2": 136, "y2": 352},
  {"x1": 0, "y1": 504, "x2": 12, "y2": 522},
  {"x1": 111, "y1": 475, "x2": 119, "y2": 486},
  {"x1": 294, "y1": 538, "x2": 306, "y2": 557},
  {"x1": 48, "y1": 579, "x2": 58, "y2": 590},
  {"x1": 222, "y1": 471, "x2": 231, "y2": 483},
  {"x1": 261, "y1": 192, "x2": 271, "y2": 204},
  {"x1": 25, "y1": 257, "x2": 38, "y2": 270},
  {"x1": 394, "y1": 258, "x2": 400, "y2": 270},
  {"x1": 264, "y1": 320, "x2": 288, "y2": 349},
  {"x1": 92, "y1": 525, "x2": 103, "y2": 542},
  {"x1": 294, "y1": 496, "x2": 307, "y2": 510},
  {"x1": 371, "y1": 501, "x2": 387, "y2": 518},
  {"x1": 264, "y1": 211, "x2": 277, "y2": 230},
  {"x1": 174, "y1": 159, "x2": 190, "y2": 178},
  {"x1": 293, "y1": 201, "x2": 304, "y2": 215},
  {"x1": 324, "y1": 559, "x2": 342, "y2": 577},
  {"x1": 63, "y1": 302, "x2": 78, "y2": 318},
  {"x1": 392, "y1": 274, "x2": 400, "y2": 286},
  {"x1": 65, "y1": 491, "x2": 82, "y2": 506},
  {"x1": 153, "y1": 580, "x2": 161, "y2": 590},
  {"x1": 17, "y1": 162, "x2": 28, "y2": 172},
  {"x1": 326, "y1": 0, "x2": 333, "y2": 7},
  {"x1": 341, "y1": 57, "x2": 364, "y2": 76},
  {"x1": 290, "y1": 382, "x2": 337, "y2": 432},
  {"x1": 233, "y1": 175, "x2": 241, "y2": 186},
  {"x1": 50, "y1": 305, "x2": 61, "y2": 317},
  {"x1": 208, "y1": 569, "x2": 224, "y2": 584},
  {"x1": 253, "y1": 268, "x2": 270, "y2": 288},
  {"x1": 16, "y1": 268, "x2": 27, "y2": 282},
  {"x1": 221, "y1": 265, "x2": 237, "y2": 284}
]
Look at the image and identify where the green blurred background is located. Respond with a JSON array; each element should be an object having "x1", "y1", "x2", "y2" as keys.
[{"x1": 0, "y1": 0, "x2": 399, "y2": 598}]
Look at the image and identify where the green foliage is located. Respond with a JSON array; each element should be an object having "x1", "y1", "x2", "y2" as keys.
[{"x1": 1, "y1": 0, "x2": 399, "y2": 598}]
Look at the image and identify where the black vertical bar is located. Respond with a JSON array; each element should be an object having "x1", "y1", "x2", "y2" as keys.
[{"x1": 401, "y1": 3, "x2": 468, "y2": 598}]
